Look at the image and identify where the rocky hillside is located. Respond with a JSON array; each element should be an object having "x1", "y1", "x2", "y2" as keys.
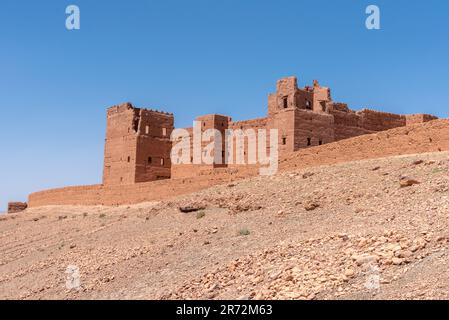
[{"x1": 1, "y1": 150, "x2": 449, "y2": 300}]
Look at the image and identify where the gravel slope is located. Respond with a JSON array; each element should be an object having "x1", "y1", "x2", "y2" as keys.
[{"x1": 1, "y1": 151, "x2": 449, "y2": 300}]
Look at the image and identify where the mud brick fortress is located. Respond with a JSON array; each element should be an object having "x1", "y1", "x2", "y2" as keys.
[
  {"x1": 18, "y1": 76, "x2": 439, "y2": 211},
  {"x1": 102, "y1": 76, "x2": 437, "y2": 185}
]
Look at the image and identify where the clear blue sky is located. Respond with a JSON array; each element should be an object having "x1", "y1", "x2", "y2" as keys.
[{"x1": 1, "y1": 0, "x2": 448, "y2": 211}]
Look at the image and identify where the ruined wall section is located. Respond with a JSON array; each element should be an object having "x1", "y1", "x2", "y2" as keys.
[
  {"x1": 357, "y1": 109, "x2": 406, "y2": 131},
  {"x1": 198, "y1": 114, "x2": 230, "y2": 167},
  {"x1": 102, "y1": 103, "x2": 140, "y2": 186},
  {"x1": 328, "y1": 103, "x2": 413, "y2": 141},
  {"x1": 268, "y1": 109, "x2": 296, "y2": 154},
  {"x1": 171, "y1": 115, "x2": 230, "y2": 179},
  {"x1": 293, "y1": 109, "x2": 335, "y2": 150},
  {"x1": 227, "y1": 117, "x2": 269, "y2": 169},
  {"x1": 268, "y1": 77, "x2": 301, "y2": 116},
  {"x1": 311, "y1": 80, "x2": 332, "y2": 113},
  {"x1": 7, "y1": 202, "x2": 27, "y2": 214},
  {"x1": 406, "y1": 114, "x2": 439, "y2": 126},
  {"x1": 134, "y1": 109, "x2": 174, "y2": 182},
  {"x1": 103, "y1": 103, "x2": 174, "y2": 185}
]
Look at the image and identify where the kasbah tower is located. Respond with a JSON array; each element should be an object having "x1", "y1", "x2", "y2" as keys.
[{"x1": 101, "y1": 75, "x2": 437, "y2": 186}]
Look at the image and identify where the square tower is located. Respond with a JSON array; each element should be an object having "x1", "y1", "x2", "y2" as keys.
[
  {"x1": 195, "y1": 114, "x2": 230, "y2": 167},
  {"x1": 267, "y1": 77, "x2": 335, "y2": 154},
  {"x1": 102, "y1": 103, "x2": 174, "y2": 185}
]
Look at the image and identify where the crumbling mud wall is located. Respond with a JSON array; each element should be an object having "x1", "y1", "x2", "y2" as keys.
[
  {"x1": 7, "y1": 202, "x2": 28, "y2": 214},
  {"x1": 280, "y1": 118, "x2": 449, "y2": 171},
  {"x1": 406, "y1": 114, "x2": 439, "y2": 126},
  {"x1": 28, "y1": 167, "x2": 257, "y2": 207}
]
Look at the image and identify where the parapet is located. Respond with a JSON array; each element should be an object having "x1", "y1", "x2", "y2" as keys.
[{"x1": 107, "y1": 102, "x2": 173, "y2": 117}]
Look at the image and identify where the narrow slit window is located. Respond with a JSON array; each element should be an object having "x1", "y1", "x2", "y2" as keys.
[
  {"x1": 161, "y1": 158, "x2": 165, "y2": 166},
  {"x1": 282, "y1": 137, "x2": 287, "y2": 145},
  {"x1": 145, "y1": 125, "x2": 149, "y2": 134},
  {"x1": 283, "y1": 97, "x2": 288, "y2": 109},
  {"x1": 307, "y1": 138, "x2": 311, "y2": 146},
  {"x1": 306, "y1": 101, "x2": 312, "y2": 110},
  {"x1": 162, "y1": 127, "x2": 167, "y2": 136},
  {"x1": 148, "y1": 157, "x2": 152, "y2": 164}
]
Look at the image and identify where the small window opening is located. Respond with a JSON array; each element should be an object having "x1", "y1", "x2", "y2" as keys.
[
  {"x1": 283, "y1": 97, "x2": 288, "y2": 109},
  {"x1": 282, "y1": 137, "x2": 287, "y2": 145},
  {"x1": 319, "y1": 140, "x2": 323, "y2": 145},
  {"x1": 148, "y1": 157, "x2": 152, "y2": 164},
  {"x1": 320, "y1": 101, "x2": 326, "y2": 112},
  {"x1": 127, "y1": 156, "x2": 131, "y2": 162},
  {"x1": 161, "y1": 158, "x2": 165, "y2": 166},
  {"x1": 307, "y1": 138, "x2": 311, "y2": 146},
  {"x1": 145, "y1": 125, "x2": 149, "y2": 134},
  {"x1": 306, "y1": 101, "x2": 312, "y2": 110},
  {"x1": 162, "y1": 127, "x2": 167, "y2": 136}
]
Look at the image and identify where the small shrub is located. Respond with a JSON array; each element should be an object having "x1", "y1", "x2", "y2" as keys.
[
  {"x1": 196, "y1": 211, "x2": 206, "y2": 219},
  {"x1": 99, "y1": 213, "x2": 106, "y2": 218},
  {"x1": 83, "y1": 212, "x2": 88, "y2": 218},
  {"x1": 238, "y1": 228, "x2": 250, "y2": 236}
]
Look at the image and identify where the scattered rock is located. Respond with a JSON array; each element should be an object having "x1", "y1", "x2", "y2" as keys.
[
  {"x1": 302, "y1": 172, "x2": 315, "y2": 179},
  {"x1": 399, "y1": 177, "x2": 420, "y2": 188},
  {"x1": 344, "y1": 269, "x2": 355, "y2": 278},
  {"x1": 353, "y1": 254, "x2": 378, "y2": 266},
  {"x1": 304, "y1": 201, "x2": 320, "y2": 211},
  {"x1": 179, "y1": 205, "x2": 205, "y2": 213}
]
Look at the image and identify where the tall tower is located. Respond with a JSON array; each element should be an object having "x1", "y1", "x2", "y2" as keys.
[
  {"x1": 102, "y1": 103, "x2": 174, "y2": 185},
  {"x1": 267, "y1": 77, "x2": 334, "y2": 154}
]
